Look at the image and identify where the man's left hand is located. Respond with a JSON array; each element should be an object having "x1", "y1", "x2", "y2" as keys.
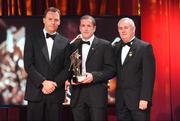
[
  {"x1": 139, "y1": 100, "x2": 148, "y2": 110},
  {"x1": 81, "y1": 72, "x2": 93, "y2": 84}
]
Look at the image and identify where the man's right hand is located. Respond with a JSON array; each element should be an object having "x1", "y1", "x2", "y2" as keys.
[{"x1": 42, "y1": 80, "x2": 57, "y2": 94}]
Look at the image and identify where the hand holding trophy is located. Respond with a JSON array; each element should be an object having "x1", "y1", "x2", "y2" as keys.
[{"x1": 69, "y1": 40, "x2": 86, "y2": 83}]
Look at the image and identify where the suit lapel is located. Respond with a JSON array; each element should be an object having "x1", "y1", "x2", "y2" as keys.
[
  {"x1": 86, "y1": 38, "x2": 98, "y2": 62},
  {"x1": 51, "y1": 34, "x2": 64, "y2": 62},
  {"x1": 114, "y1": 43, "x2": 123, "y2": 67},
  {"x1": 51, "y1": 34, "x2": 58, "y2": 62},
  {"x1": 38, "y1": 31, "x2": 49, "y2": 62},
  {"x1": 122, "y1": 39, "x2": 137, "y2": 66}
]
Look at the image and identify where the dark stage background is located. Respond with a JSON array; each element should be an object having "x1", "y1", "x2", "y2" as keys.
[{"x1": 0, "y1": 0, "x2": 180, "y2": 121}]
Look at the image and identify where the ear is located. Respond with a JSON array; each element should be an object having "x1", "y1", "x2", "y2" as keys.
[
  {"x1": 58, "y1": 20, "x2": 61, "y2": 26},
  {"x1": 93, "y1": 26, "x2": 96, "y2": 32},
  {"x1": 133, "y1": 26, "x2": 136, "y2": 33},
  {"x1": 43, "y1": 18, "x2": 45, "y2": 24}
]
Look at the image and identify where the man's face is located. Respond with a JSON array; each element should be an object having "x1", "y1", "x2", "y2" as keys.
[
  {"x1": 79, "y1": 19, "x2": 96, "y2": 40},
  {"x1": 118, "y1": 20, "x2": 135, "y2": 43},
  {"x1": 43, "y1": 11, "x2": 60, "y2": 34}
]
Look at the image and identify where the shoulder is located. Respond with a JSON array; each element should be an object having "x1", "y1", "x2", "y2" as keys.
[
  {"x1": 135, "y1": 38, "x2": 152, "y2": 47},
  {"x1": 56, "y1": 33, "x2": 69, "y2": 43},
  {"x1": 135, "y1": 38, "x2": 151, "y2": 46},
  {"x1": 70, "y1": 37, "x2": 81, "y2": 48},
  {"x1": 94, "y1": 37, "x2": 113, "y2": 52},
  {"x1": 134, "y1": 38, "x2": 154, "y2": 55},
  {"x1": 26, "y1": 30, "x2": 43, "y2": 43},
  {"x1": 94, "y1": 36, "x2": 111, "y2": 45}
]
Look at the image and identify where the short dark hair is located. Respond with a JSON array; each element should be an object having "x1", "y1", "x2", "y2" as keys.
[
  {"x1": 43, "y1": 7, "x2": 61, "y2": 18},
  {"x1": 80, "y1": 15, "x2": 96, "y2": 26}
]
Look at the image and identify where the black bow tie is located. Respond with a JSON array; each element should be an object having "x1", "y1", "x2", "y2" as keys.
[
  {"x1": 81, "y1": 40, "x2": 90, "y2": 45},
  {"x1": 46, "y1": 33, "x2": 56, "y2": 40},
  {"x1": 121, "y1": 41, "x2": 133, "y2": 47}
]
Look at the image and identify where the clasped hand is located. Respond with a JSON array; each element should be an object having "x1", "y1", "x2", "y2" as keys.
[{"x1": 42, "y1": 80, "x2": 57, "y2": 94}]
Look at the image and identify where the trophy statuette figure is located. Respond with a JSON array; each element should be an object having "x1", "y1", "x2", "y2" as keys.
[{"x1": 69, "y1": 49, "x2": 86, "y2": 83}]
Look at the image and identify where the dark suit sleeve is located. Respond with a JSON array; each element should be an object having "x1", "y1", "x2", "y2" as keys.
[
  {"x1": 91, "y1": 43, "x2": 116, "y2": 83},
  {"x1": 54, "y1": 43, "x2": 71, "y2": 87},
  {"x1": 24, "y1": 35, "x2": 45, "y2": 88},
  {"x1": 140, "y1": 44, "x2": 156, "y2": 101}
]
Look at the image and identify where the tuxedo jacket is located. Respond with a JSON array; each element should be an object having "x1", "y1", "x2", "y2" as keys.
[
  {"x1": 69, "y1": 37, "x2": 116, "y2": 107},
  {"x1": 24, "y1": 30, "x2": 69, "y2": 103},
  {"x1": 114, "y1": 37, "x2": 156, "y2": 110}
]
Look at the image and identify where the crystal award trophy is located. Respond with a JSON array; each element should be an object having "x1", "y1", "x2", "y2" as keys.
[{"x1": 69, "y1": 49, "x2": 86, "y2": 83}]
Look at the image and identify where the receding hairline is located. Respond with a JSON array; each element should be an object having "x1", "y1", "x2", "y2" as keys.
[
  {"x1": 118, "y1": 17, "x2": 135, "y2": 27},
  {"x1": 80, "y1": 15, "x2": 96, "y2": 26},
  {"x1": 43, "y1": 7, "x2": 61, "y2": 18}
]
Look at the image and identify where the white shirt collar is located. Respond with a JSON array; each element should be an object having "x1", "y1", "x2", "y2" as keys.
[
  {"x1": 81, "y1": 35, "x2": 95, "y2": 45},
  {"x1": 43, "y1": 29, "x2": 56, "y2": 37}
]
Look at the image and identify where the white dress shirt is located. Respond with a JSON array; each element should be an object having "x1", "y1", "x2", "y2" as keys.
[
  {"x1": 121, "y1": 36, "x2": 135, "y2": 64},
  {"x1": 81, "y1": 35, "x2": 94, "y2": 75},
  {"x1": 43, "y1": 29, "x2": 56, "y2": 61}
]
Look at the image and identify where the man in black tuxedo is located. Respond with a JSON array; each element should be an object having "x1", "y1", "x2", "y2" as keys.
[
  {"x1": 24, "y1": 7, "x2": 69, "y2": 121},
  {"x1": 114, "y1": 17, "x2": 156, "y2": 121},
  {"x1": 68, "y1": 15, "x2": 116, "y2": 121}
]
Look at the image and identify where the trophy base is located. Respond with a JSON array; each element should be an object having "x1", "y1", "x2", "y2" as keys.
[
  {"x1": 77, "y1": 75, "x2": 86, "y2": 82},
  {"x1": 71, "y1": 75, "x2": 86, "y2": 83}
]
